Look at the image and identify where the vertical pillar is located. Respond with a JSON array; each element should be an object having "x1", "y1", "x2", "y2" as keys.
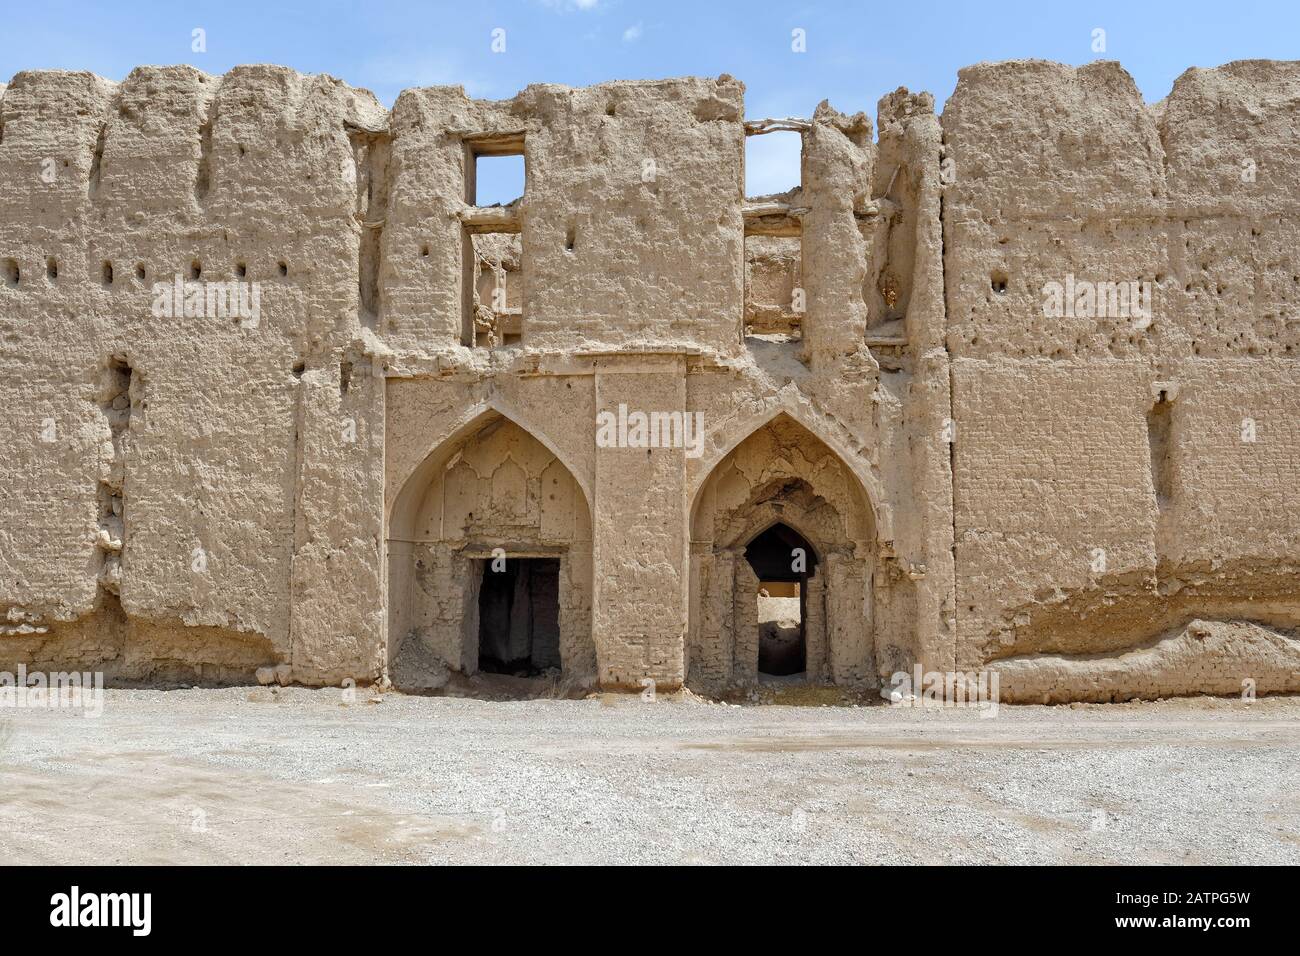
[
  {"x1": 800, "y1": 103, "x2": 872, "y2": 363},
  {"x1": 290, "y1": 360, "x2": 385, "y2": 685},
  {"x1": 591, "y1": 355, "x2": 689, "y2": 689},
  {"x1": 559, "y1": 545, "x2": 595, "y2": 676},
  {"x1": 804, "y1": 570, "x2": 828, "y2": 681},
  {"x1": 455, "y1": 553, "x2": 480, "y2": 673},
  {"x1": 732, "y1": 559, "x2": 759, "y2": 684},
  {"x1": 827, "y1": 549, "x2": 873, "y2": 685}
]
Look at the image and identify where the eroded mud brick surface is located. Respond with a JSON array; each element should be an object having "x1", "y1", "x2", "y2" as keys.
[{"x1": 3, "y1": 60, "x2": 1298, "y2": 701}]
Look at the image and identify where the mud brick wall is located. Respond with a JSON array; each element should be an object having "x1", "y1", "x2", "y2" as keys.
[{"x1": 3, "y1": 58, "x2": 1298, "y2": 700}]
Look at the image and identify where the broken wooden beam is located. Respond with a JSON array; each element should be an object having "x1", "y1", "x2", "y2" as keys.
[
  {"x1": 743, "y1": 200, "x2": 805, "y2": 237},
  {"x1": 460, "y1": 205, "x2": 523, "y2": 234},
  {"x1": 743, "y1": 117, "x2": 811, "y2": 136}
]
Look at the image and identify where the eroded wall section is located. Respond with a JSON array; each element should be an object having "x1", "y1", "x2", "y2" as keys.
[
  {"x1": 0, "y1": 66, "x2": 386, "y2": 683},
  {"x1": 942, "y1": 59, "x2": 1300, "y2": 700}
]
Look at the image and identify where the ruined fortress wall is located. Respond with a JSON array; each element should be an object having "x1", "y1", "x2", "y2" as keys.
[
  {"x1": 3, "y1": 58, "x2": 1298, "y2": 699},
  {"x1": 0, "y1": 65, "x2": 387, "y2": 681},
  {"x1": 942, "y1": 60, "x2": 1300, "y2": 686}
]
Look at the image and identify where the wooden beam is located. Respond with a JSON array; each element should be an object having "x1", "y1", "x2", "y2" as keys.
[
  {"x1": 460, "y1": 130, "x2": 527, "y2": 156},
  {"x1": 744, "y1": 118, "x2": 811, "y2": 136},
  {"x1": 743, "y1": 200, "x2": 805, "y2": 237},
  {"x1": 460, "y1": 205, "x2": 522, "y2": 234}
]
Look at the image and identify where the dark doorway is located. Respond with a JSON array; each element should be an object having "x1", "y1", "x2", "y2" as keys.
[
  {"x1": 477, "y1": 557, "x2": 562, "y2": 675},
  {"x1": 744, "y1": 523, "x2": 817, "y2": 676}
]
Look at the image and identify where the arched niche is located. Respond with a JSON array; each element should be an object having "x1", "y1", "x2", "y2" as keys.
[
  {"x1": 387, "y1": 411, "x2": 594, "y2": 688},
  {"x1": 687, "y1": 414, "x2": 876, "y2": 690}
]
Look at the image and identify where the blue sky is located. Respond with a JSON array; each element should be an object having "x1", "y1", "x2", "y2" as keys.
[{"x1": 2, "y1": 0, "x2": 1295, "y2": 200}]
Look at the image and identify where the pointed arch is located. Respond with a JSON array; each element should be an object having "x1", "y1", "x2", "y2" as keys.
[
  {"x1": 388, "y1": 396, "x2": 592, "y2": 541},
  {"x1": 385, "y1": 400, "x2": 594, "y2": 686},
  {"x1": 736, "y1": 509, "x2": 824, "y2": 567},
  {"x1": 687, "y1": 400, "x2": 888, "y2": 544},
  {"x1": 687, "y1": 408, "x2": 879, "y2": 690}
]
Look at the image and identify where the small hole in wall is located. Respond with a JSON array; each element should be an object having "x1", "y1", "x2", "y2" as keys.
[
  {"x1": 135, "y1": 263, "x2": 146, "y2": 281},
  {"x1": 238, "y1": 144, "x2": 246, "y2": 157},
  {"x1": 2, "y1": 259, "x2": 18, "y2": 287},
  {"x1": 606, "y1": 103, "x2": 616, "y2": 116},
  {"x1": 991, "y1": 272, "x2": 1008, "y2": 294},
  {"x1": 292, "y1": 361, "x2": 305, "y2": 378},
  {"x1": 46, "y1": 257, "x2": 57, "y2": 280},
  {"x1": 102, "y1": 261, "x2": 114, "y2": 286},
  {"x1": 340, "y1": 360, "x2": 352, "y2": 396},
  {"x1": 277, "y1": 260, "x2": 288, "y2": 277},
  {"x1": 420, "y1": 244, "x2": 430, "y2": 258},
  {"x1": 564, "y1": 225, "x2": 575, "y2": 252},
  {"x1": 189, "y1": 260, "x2": 202, "y2": 280}
]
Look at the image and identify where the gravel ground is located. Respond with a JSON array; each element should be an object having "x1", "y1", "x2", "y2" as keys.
[{"x1": 2, "y1": 687, "x2": 1298, "y2": 865}]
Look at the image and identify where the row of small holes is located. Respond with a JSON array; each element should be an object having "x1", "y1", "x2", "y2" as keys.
[
  {"x1": 102, "y1": 259, "x2": 285, "y2": 286},
  {"x1": 5, "y1": 258, "x2": 287, "y2": 287},
  {"x1": 3, "y1": 258, "x2": 61, "y2": 285}
]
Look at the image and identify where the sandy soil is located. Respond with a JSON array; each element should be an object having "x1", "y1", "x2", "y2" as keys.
[{"x1": 2, "y1": 687, "x2": 1298, "y2": 865}]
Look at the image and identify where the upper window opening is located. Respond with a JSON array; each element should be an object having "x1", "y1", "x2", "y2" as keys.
[
  {"x1": 463, "y1": 134, "x2": 527, "y2": 349},
  {"x1": 473, "y1": 153, "x2": 525, "y2": 207},
  {"x1": 743, "y1": 125, "x2": 805, "y2": 345},
  {"x1": 745, "y1": 129, "x2": 802, "y2": 199}
]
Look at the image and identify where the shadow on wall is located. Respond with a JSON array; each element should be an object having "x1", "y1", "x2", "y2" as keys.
[
  {"x1": 0, "y1": 591, "x2": 276, "y2": 686},
  {"x1": 996, "y1": 618, "x2": 1300, "y2": 703}
]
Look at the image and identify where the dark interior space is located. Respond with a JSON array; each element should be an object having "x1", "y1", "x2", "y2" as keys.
[
  {"x1": 477, "y1": 557, "x2": 561, "y2": 675},
  {"x1": 745, "y1": 523, "x2": 817, "y2": 676}
]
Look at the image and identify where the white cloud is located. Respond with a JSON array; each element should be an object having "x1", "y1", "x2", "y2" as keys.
[{"x1": 622, "y1": 21, "x2": 643, "y2": 43}]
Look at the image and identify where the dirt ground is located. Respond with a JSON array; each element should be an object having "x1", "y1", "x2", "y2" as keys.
[{"x1": 2, "y1": 686, "x2": 1298, "y2": 865}]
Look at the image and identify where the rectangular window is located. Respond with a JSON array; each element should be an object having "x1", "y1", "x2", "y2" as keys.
[
  {"x1": 743, "y1": 125, "x2": 804, "y2": 345},
  {"x1": 463, "y1": 134, "x2": 526, "y2": 348},
  {"x1": 745, "y1": 128, "x2": 802, "y2": 199},
  {"x1": 472, "y1": 153, "x2": 524, "y2": 207}
]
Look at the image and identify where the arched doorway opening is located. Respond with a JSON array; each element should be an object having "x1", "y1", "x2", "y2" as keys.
[
  {"x1": 745, "y1": 522, "x2": 818, "y2": 676},
  {"x1": 386, "y1": 411, "x2": 594, "y2": 689},
  {"x1": 687, "y1": 414, "x2": 876, "y2": 691}
]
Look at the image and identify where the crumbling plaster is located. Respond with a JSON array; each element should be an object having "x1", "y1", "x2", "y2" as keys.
[{"x1": 2, "y1": 58, "x2": 1298, "y2": 701}]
